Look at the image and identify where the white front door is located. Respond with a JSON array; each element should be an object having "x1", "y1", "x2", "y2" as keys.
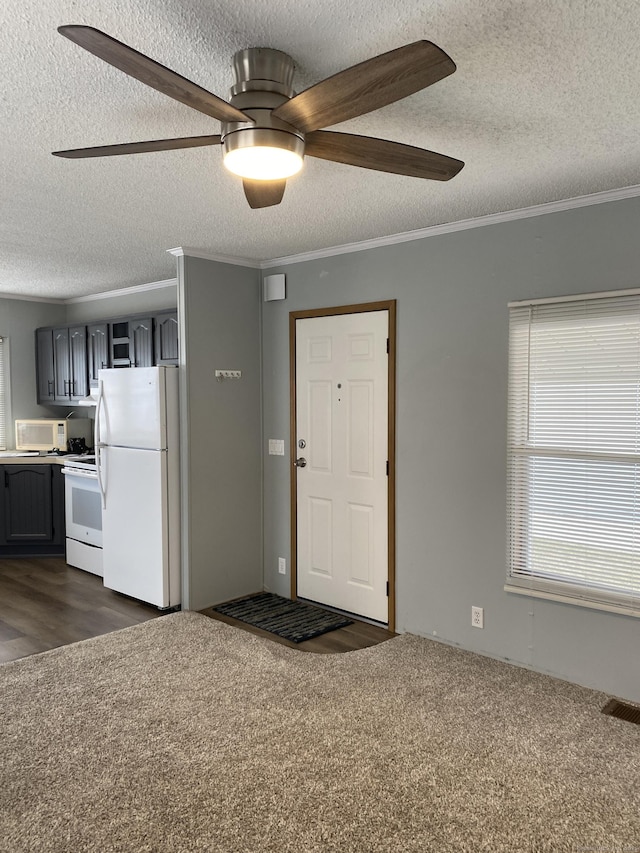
[{"x1": 295, "y1": 309, "x2": 390, "y2": 623}]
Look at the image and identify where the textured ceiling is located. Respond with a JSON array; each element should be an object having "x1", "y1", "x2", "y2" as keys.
[{"x1": 1, "y1": 0, "x2": 640, "y2": 299}]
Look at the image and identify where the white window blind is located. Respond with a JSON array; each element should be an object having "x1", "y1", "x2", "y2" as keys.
[
  {"x1": 506, "y1": 293, "x2": 640, "y2": 615},
  {"x1": 0, "y1": 336, "x2": 6, "y2": 449}
]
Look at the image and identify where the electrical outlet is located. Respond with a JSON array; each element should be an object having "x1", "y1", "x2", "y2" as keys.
[
  {"x1": 278, "y1": 557, "x2": 286, "y2": 575},
  {"x1": 471, "y1": 606, "x2": 484, "y2": 629}
]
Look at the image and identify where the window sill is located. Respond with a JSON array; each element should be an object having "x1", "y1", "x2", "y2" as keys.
[{"x1": 504, "y1": 582, "x2": 640, "y2": 618}]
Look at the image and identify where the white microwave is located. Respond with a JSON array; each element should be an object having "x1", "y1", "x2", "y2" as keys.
[{"x1": 14, "y1": 418, "x2": 92, "y2": 452}]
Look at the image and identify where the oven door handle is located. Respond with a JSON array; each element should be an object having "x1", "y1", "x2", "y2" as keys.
[{"x1": 61, "y1": 467, "x2": 99, "y2": 478}]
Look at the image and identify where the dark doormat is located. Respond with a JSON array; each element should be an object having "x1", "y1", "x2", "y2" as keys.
[{"x1": 213, "y1": 592, "x2": 353, "y2": 643}]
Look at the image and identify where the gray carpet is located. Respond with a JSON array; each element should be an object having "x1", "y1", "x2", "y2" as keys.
[{"x1": 1, "y1": 613, "x2": 639, "y2": 853}]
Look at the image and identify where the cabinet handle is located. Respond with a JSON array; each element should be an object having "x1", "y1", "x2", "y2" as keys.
[
  {"x1": 48, "y1": 379, "x2": 54, "y2": 394},
  {"x1": 4, "y1": 471, "x2": 8, "y2": 488}
]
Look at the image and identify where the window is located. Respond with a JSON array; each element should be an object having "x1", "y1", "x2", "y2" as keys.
[
  {"x1": 506, "y1": 292, "x2": 640, "y2": 616},
  {"x1": 0, "y1": 335, "x2": 6, "y2": 449}
]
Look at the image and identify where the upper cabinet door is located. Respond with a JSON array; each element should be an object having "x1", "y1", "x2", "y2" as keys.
[
  {"x1": 68, "y1": 325, "x2": 88, "y2": 400},
  {"x1": 87, "y1": 323, "x2": 109, "y2": 387},
  {"x1": 52, "y1": 327, "x2": 71, "y2": 402},
  {"x1": 154, "y1": 312, "x2": 179, "y2": 365},
  {"x1": 130, "y1": 317, "x2": 153, "y2": 368},
  {"x1": 36, "y1": 328, "x2": 55, "y2": 403}
]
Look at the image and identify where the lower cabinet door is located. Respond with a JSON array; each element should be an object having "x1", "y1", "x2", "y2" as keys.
[
  {"x1": 2, "y1": 465, "x2": 53, "y2": 542},
  {"x1": 1, "y1": 466, "x2": 54, "y2": 543}
]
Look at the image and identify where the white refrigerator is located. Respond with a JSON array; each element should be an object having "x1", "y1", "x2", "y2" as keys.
[{"x1": 95, "y1": 366, "x2": 181, "y2": 608}]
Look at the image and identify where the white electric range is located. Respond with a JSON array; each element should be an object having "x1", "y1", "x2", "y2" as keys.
[{"x1": 61, "y1": 454, "x2": 103, "y2": 576}]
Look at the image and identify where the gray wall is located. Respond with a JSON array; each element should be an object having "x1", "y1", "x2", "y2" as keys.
[
  {"x1": 178, "y1": 256, "x2": 262, "y2": 611},
  {"x1": 0, "y1": 297, "x2": 68, "y2": 436},
  {"x1": 261, "y1": 195, "x2": 640, "y2": 703}
]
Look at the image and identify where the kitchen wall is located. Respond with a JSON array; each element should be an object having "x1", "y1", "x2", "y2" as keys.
[
  {"x1": 0, "y1": 296, "x2": 68, "y2": 432},
  {"x1": 260, "y1": 194, "x2": 640, "y2": 703},
  {"x1": 177, "y1": 255, "x2": 262, "y2": 611},
  {"x1": 0, "y1": 281, "x2": 178, "y2": 438}
]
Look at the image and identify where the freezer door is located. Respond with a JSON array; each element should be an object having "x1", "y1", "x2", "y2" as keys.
[
  {"x1": 101, "y1": 445, "x2": 178, "y2": 608},
  {"x1": 98, "y1": 367, "x2": 167, "y2": 450}
]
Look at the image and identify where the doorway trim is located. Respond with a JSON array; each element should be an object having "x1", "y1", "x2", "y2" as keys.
[{"x1": 289, "y1": 299, "x2": 396, "y2": 631}]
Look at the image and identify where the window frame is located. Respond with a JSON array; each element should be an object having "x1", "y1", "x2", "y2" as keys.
[{"x1": 505, "y1": 289, "x2": 640, "y2": 618}]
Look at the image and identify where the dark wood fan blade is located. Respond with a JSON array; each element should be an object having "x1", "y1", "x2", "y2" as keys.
[
  {"x1": 243, "y1": 179, "x2": 286, "y2": 208},
  {"x1": 53, "y1": 135, "x2": 222, "y2": 159},
  {"x1": 273, "y1": 41, "x2": 455, "y2": 133},
  {"x1": 58, "y1": 25, "x2": 251, "y2": 124},
  {"x1": 305, "y1": 130, "x2": 464, "y2": 180}
]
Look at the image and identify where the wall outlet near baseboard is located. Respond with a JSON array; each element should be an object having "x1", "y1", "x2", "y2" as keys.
[
  {"x1": 278, "y1": 557, "x2": 286, "y2": 575},
  {"x1": 471, "y1": 606, "x2": 484, "y2": 629}
]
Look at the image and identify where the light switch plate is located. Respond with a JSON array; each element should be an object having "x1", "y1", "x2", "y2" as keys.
[{"x1": 268, "y1": 439, "x2": 285, "y2": 456}]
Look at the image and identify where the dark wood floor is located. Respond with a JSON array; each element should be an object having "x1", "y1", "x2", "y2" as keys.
[
  {"x1": 0, "y1": 557, "x2": 162, "y2": 663},
  {"x1": 201, "y1": 600, "x2": 394, "y2": 653},
  {"x1": 0, "y1": 557, "x2": 394, "y2": 664}
]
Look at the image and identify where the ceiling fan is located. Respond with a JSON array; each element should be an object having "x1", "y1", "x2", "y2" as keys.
[{"x1": 53, "y1": 26, "x2": 464, "y2": 209}]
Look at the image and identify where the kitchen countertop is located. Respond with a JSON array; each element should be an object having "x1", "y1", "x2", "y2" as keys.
[{"x1": 0, "y1": 454, "x2": 70, "y2": 465}]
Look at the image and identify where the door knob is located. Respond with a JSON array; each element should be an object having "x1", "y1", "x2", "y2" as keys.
[{"x1": 294, "y1": 457, "x2": 307, "y2": 468}]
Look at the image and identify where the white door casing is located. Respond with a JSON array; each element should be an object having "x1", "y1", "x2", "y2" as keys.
[{"x1": 294, "y1": 308, "x2": 391, "y2": 623}]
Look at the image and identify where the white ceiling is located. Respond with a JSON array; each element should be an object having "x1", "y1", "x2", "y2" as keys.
[{"x1": 2, "y1": 0, "x2": 640, "y2": 300}]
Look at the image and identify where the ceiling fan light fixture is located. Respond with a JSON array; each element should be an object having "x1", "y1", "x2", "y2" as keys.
[{"x1": 223, "y1": 128, "x2": 304, "y2": 181}]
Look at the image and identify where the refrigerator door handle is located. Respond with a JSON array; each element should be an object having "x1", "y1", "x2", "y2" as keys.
[{"x1": 95, "y1": 379, "x2": 107, "y2": 509}]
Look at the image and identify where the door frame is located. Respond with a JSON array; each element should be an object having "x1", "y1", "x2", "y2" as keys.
[{"x1": 289, "y1": 299, "x2": 396, "y2": 631}]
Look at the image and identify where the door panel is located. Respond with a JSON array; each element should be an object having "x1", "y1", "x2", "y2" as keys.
[
  {"x1": 53, "y1": 328, "x2": 70, "y2": 401},
  {"x1": 101, "y1": 445, "x2": 169, "y2": 607},
  {"x1": 98, "y1": 367, "x2": 165, "y2": 450},
  {"x1": 69, "y1": 326, "x2": 88, "y2": 400},
  {"x1": 309, "y1": 497, "x2": 333, "y2": 576},
  {"x1": 309, "y1": 381, "x2": 332, "y2": 471},
  {"x1": 131, "y1": 318, "x2": 153, "y2": 368},
  {"x1": 295, "y1": 309, "x2": 389, "y2": 622},
  {"x1": 348, "y1": 381, "x2": 374, "y2": 476},
  {"x1": 2, "y1": 466, "x2": 53, "y2": 541},
  {"x1": 348, "y1": 502, "x2": 374, "y2": 586},
  {"x1": 154, "y1": 312, "x2": 179, "y2": 365},
  {"x1": 88, "y1": 323, "x2": 109, "y2": 386},
  {"x1": 36, "y1": 329, "x2": 55, "y2": 403}
]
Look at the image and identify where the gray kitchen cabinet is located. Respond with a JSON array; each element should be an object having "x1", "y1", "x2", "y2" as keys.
[
  {"x1": 110, "y1": 316, "x2": 153, "y2": 368},
  {"x1": 131, "y1": 317, "x2": 153, "y2": 367},
  {"x1": 87, "y1": 322, "x2": 110, "y2": 386},
  {"x1": 36, "y1": 325, "x2": 89, "y2": 403},
  {"x1": 36, "y1": 309, "x2": 178, "y2": 405},
  {"x1": 36, "y1": 327, "x2": 56, "y2": 402},
  {"x1": 154, "y1": 311, "x2": 179, "y2": 365},
  {"x1": 0, "y1": 464, "x2": 65, "y2": 556}
]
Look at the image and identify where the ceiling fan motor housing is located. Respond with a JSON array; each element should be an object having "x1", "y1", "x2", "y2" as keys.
[{"x1": 222, "y1": 48, "x2": 305, "y2": 166}]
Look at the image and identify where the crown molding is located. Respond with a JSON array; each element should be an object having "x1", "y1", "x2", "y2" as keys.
[
  {"x1": 0, "y1": 291, "x2": 66, "y2": 304},
  {"x1": 64, "y1": 278, "x2": 178, "y2": 304},
  {"x1": 3, "y1": 185, "x2": 640, "y2": 304},
  {"x1": 258, "y1": 183, "x2": 640, "y2": 270},
  {"x1": 167, "y1": 247, "x2": 260, "y2": 268}
]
